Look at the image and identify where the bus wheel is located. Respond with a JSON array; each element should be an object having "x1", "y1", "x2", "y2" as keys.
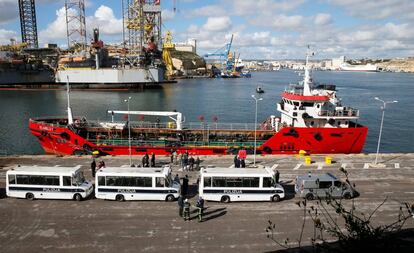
[
  {"x1": 221, "y1": 195, "x2": 230, "y2": 203},
  {"x1": 74, "y1": 193, "x2": 82, "y2": 201},
  {"x1": 166, "y1": 194, "x2": 175, "y2": 202},
  {"x1": 305, "y1": 193, "x2": 314, "y2": 201},
  {"x1": 271, "y1": 195, "x2": 280, "y2": 202},
  {"x1": 26, "y1": 193, "x2": 34, "y2": 200},
  {"x1": 116, "y1": 194, "x2": 125, "y2": 202}
]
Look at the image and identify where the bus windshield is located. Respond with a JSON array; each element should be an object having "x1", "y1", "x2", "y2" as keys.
[{"x1": 73, "y1": 171, "x2": 85, "y2": 186}]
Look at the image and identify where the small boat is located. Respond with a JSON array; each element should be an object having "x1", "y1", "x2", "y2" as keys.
[{"x1": 256, "y1": 86, "x2": 265, "y2": 93}]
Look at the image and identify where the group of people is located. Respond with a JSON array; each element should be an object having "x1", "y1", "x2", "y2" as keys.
[
  {"x1": 181, "y1": 152, "x2": 200, "y2": 171},
  {"x1": 170, "y1": 151, "x2": 201, "y2": 171},
  {"x1": 90, "y1": 159, "x2": 105, "y2": 177},
  {"x1": 234, "y1": 155, "x2": 246, "y2": 168},
  {"x1": 141, "y1": 153, "x2": 156, "y2": 167},
  {"x1": 178, "y1": 195, "x2": 205, "y2": 222}
]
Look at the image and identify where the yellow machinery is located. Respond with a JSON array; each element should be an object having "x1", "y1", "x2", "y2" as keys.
[
  {"x1": 0, "y1": 43, "x2": 28, "y2": 52},
  {"x1": 162, "y1": 31, "x2": 174, "y2": 79}
]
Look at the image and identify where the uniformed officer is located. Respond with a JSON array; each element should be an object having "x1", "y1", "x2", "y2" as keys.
[{"x1": 183, "y1": 199, "x2": 191, "y2": 221}]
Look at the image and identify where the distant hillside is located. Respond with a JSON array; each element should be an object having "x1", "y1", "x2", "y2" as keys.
[{"x1": 377, "y1": 58, "x2": 414, "y2": 73}]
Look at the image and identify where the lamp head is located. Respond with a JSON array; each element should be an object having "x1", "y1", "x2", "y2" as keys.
[
  {"x1": 393, "y1": 100, "x2": 398, "y2": 103},
  {"x1": 251, "y1": 95, "x2": 255, "y2": 98},
  {"x1": 258, "y1": 98, "x2": 263, "y2": 101},
  {"x1": 374, "y1": 97, "x2": 379, "y2": 100}
]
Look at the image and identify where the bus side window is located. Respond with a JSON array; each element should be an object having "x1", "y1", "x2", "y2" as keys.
[
  {"x1": 137, "y1": 177, "x2": 152, "y2": 187},
  {"x1": 98, "y1": 176, "x2": 105, "y2": 186},
  {"x1": 263, "y1": 177, "x2": 273, "y2": 187},
  {"x1": 204, "y1": 177, "x2": 212, "y2": 187},
  {"x1": 8, "y1": 175, "x2": 16, "y2": 184},
  {"x1": 156, "y1": 177, "x2": 164, "y2": 187},
  {"x1": 63, "y1": 176, "x2": 71, "y2": 186},
  {"x1": 106, "y1": 176, "x2": 115, "y2": 186},
  {"x1": 212, "y1": 177, "x2": 225, "y2": 187},
  {"x1": 16, "y1": 175, "x2": 30, "y2": 184}
]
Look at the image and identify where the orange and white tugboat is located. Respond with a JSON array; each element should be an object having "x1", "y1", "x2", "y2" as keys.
[{"x1": 29, "y1": 51, "x2": 368, "y2": 156}]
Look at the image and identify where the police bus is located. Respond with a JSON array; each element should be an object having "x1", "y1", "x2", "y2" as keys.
[
  {"x1": 95, "y1": 165, "x2": 181, "y2": 201},
  {"x1": 199, "y1": 167, "x2": 285, "y2": 203},
  {"x1": 6, "y1": 165, "x2": 93, "y2": 201}
]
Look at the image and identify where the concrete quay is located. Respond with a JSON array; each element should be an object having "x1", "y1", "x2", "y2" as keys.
[{"x1": 0, "y1": 153, "x2": 413, "y2": 253}]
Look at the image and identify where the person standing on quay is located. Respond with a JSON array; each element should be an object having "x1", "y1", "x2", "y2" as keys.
[
  {"x1": 91, "y1": 159, "x2": 96, "y2": 177},
  {"x1": 151, "y1": 153, "x2": 156, "y2": 167},
  {"x1": 177, "y1": 195, "x2": 184, "y2": 217},
  {"x1": 182, "y1": 175, "x2": 189, "y2": 197},
  {"x1": 195, "y1": 157, "x2": 200, "y2": 171},
  {"x1": 275, "y1": 170, "x2": 280, "y2": 184},
  {"x1": 183, "y1": 199, "x2": 191, "y2": 221},
  {"x1": 144, "y1": 153, "x2": 149, "y2": 167}
]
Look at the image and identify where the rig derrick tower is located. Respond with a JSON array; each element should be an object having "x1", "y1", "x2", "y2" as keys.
[
  {"x1": 18, "y1": 0, "x2": 39, "y2": 48},
  {"x1": 122, "y1": 0, "x2": 162, "y2": 67},
  {"x1": 65, "y1": 0, "x2": 87, "y2": 51}
]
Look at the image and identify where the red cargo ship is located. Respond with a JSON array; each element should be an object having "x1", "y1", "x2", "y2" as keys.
[{"x1": 29, "y1": 54, "x2": 368, "y2": 156}]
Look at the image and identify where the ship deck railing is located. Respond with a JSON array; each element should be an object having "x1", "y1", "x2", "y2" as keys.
[
  {"x1": 90, "y1": 139, "x2": 265, "y2": 148},
  {"x1": 86, "y1": 121, "x2": 274, "y2": 131},
  {"x1": 317, "y1": 107, "x2": 359, "y2": 117},
  {"x1": 30, "y1": 118, "x2": 275, "y2": 131}
]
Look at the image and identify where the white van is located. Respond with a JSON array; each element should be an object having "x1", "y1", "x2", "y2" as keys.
[
  {"x1": 199, "y1": 167, "x2": 285, "y2": 202},
  {"x1": 95, "y1": 165, "x2": 180, "y2": 201},
  {"x1": 6, "y1": 165, "x2": 93, "y2": 201}
]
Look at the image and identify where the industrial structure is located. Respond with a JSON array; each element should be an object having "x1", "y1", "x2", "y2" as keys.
[
  {"x1": 65, "y1": 0, "x2": 87, "y2": 51},
  {"x1": 55, "y1": 0, "x2": 165, "y2": 88},
  {"x1": 18, "y1": 0, "x2": 38, "y2": 48}
]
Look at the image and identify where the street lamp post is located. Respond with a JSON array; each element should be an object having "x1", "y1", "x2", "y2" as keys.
[
  {"x1": 373, "y1": 97, "x2": 398, "y2": 165},
  {"x1": 251, "y1": 95, "x2": 263, "y2": 166},
  {"x1": 124, "y1": 97, "x2": 132, "y2": 166}
]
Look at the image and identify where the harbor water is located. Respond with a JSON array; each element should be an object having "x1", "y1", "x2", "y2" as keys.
[{"x1": 0, "y1": 70, "x2": 413, "y2": 155}]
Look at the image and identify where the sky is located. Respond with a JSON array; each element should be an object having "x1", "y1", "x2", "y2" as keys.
[{"x1": 1, "y1": 0, "x2": 414, "y2": 59}]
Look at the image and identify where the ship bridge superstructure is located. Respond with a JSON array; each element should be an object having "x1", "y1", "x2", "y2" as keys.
[{"x1": 276, "y1": 51, "x2": 360, "y2": 129}]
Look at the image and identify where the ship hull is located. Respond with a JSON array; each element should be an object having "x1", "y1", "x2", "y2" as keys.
[
  {"x1": 29, "y1": 119, "x2": 368, "y2": 156},
  {"x1": 55, "y1": 68, "x2": 165, "y2": 84}
]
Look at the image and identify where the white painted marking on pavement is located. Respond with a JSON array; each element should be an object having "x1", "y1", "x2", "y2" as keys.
[
  {"x1": 363, "y1": 163, "x2": 370, "y2": 169},
  {"x1": 293, "y1": 164, "x2": 301, "y2": 170},
  {"x1": 271, "y1": 164, "x2": 279, "y2": 170},
  {"x1": 341, "y1": 163, "x2": 347, "y2": 169},
  {"x1": 317, "y1": 164, "x2": 323, "y2": 170},
  {"x1": 394, "y1": 163, "x2": 400, "y2": 169}
]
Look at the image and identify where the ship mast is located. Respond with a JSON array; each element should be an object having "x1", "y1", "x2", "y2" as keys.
[
  {"x1": 66, "y1": 76, "x2": 74, "y2": 125},
  {"x1": 303, "y1": 45, "x2": 313, "y2": 96}
]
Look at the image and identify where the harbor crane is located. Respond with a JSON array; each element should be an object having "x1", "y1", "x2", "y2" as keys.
[{"x1": 203, "y1": 34, "x2": 234, "y2": 72}]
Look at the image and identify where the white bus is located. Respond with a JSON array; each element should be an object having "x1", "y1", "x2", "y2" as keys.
[
  {"x1": 6, "y1": 165, "x2": 93, "y2": 201},
  {"x1": 95, "y1": 165, "x2": 181, "y2": 201},
  {"x1": 199, "y1": 167, "x2": 285, "y2": 202}
]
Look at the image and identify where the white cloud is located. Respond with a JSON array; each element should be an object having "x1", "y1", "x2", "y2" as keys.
[
  {"x1": 0, "y1": 29, "x2": 18, "y2": 45},
  {"x1": 0, "y1": 0, "x2": 18, "y2": 24},
  {"x1": 314, "y1": 13, "x2": 332, "y2": 25},
  {"x1": 187, "y1": 0, "x2": 306, "y2": 17},
  {"x1": 271, "y1": 15, "x2": 304, "y2": 29},
  {"x1": 326, "y1": 0, "x2": 414, "y2": 20},
  {"x1": 39, "y1": 5, "x2": 122, "y2": 45},
  {"x1": 87, "y1": 5, "x2": 122, "y2": 36},
  {"x1": 162, "y1": 9, "x2": 176, "y2": 21},
  {"x1": 203, "y1": 17, "x2": 232, "y2": 32},
  {"x1": 39, "y1": 7, "x2": 68, "y2": 41}
]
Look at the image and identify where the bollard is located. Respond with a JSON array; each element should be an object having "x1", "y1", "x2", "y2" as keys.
[
  {"x1": 298, "y1": 150, "x2": 307, "y2": 157},
  {"x1": 305, "y1": 156, "x2": 312, "y2": 165},
  {"x1": 325, "y1": 156, "x2": 332, "y2": 165}
]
